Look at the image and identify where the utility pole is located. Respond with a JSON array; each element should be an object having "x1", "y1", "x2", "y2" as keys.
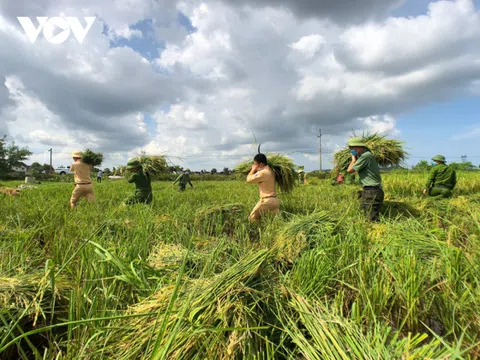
[
  {"x1": 48, "y1": 148, "x2": 53, "y2": 173},
  {"x1": 317, "y1": 129, "x2": 322, "y2": 173},
  {"x1": 461, "y1": 154, "x2": 467, "y2": 163}
]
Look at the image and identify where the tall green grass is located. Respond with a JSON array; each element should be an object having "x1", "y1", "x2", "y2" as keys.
[{"x1": 1, "y1": 172, "x2": 479, "y2": 358}]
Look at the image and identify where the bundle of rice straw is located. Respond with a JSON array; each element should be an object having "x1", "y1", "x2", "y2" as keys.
[
  {"x1": 0, "y1": 273, "x2": 71, "y2": 325},
  {"x1": 333, "y1": 133, "x2": 408, "y2": 172},
  {"x1": 81, "y1": 149, "x2": 104, "y2": 166},
  {"x1": 274, "y1": 211, "x2": 336, "y2": 263},
  {"x1": 194, "y1": 203, "x2": 245, "y2": 236},
  {"x1": 118, "y1": 155, "x2": 168, "y2": 177},
  {"x1": 235, "y1": 153, "x2": 297, "y2": 194},
  {"x1": 104, "y1": 249, "x2": 280, "y2": 359},
  {"x1": 0, "y1": 188, "x2": 20, "y2": 196}
]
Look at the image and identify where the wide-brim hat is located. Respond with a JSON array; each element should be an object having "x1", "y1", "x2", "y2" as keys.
[
  {"x1": 126, "y1": 158, "x2": 142, "y2": 169},
  {"x1": 432, "y1": 155, "x2": 446, "y2": 162},
  {"x1": 71, "y1": 150, "x2": 83, "y2": 158},
  {"x1": 185, "y1": 168, "x2": 191, "y2": 172},
  {"x1": 348, "y1": 137, "x2": 367, "y2": 148},
  {"x1": 298, "y1": 169, "x2": 304, "y2": 173}
]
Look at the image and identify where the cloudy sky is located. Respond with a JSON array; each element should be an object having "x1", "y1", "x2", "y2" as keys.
[{"x1": 1, "y1": 0, "x2": 480, "y2": 171}]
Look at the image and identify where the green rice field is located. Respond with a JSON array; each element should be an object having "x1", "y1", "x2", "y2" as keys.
[{"x1": 1, "y1": 172, "x2": 480, "y2": 359}]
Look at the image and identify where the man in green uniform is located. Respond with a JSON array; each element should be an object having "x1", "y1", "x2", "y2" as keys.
[
  {"x1": 173, "y1": 168, "x2": 194, "y2": 191},
  {"x1": 423, "y1": 155, "x2": 456, "y2": 198},
  {"x1": 347, "y1": 138, "x2": 384, "y2": 222},
  {"x1": 124, "y1": 159, "x2": 153, "y2": 205}
]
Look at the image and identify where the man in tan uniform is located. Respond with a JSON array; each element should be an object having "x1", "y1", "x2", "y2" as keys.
[
  {"x1": 247, "y1": 153, "x2": 280, "y2": 222},
  {"x1": 69, "y1": 150, "x2": 95, "y2": 208}
]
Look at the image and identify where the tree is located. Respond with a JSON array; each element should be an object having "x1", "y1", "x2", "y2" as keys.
[
  {"x1": 41, "y1": 164, "x2": 52, "y2": 173},
  {"x1": 30, "y1": 162, "x2": 52, "y2": 174},
  {"x1": 222, "y1": 167, "x2": 230, "y2": 175},
  {"x1": 103, "y1": 168, "x2": 111, "y2": 175},
  {"x1": 0, "y1": 135, "x2": 33, "y2": 176},
  {"x1": 450, "y1": 162, "x2": 475, "y2": 171},
  {"x1": 211, "y1": 168, "x2": 217, "y2": 174},
  {"x1": 30, "y1": 162, "x2": 42, "y2": 173},
  {"x1": 412, "y1": 160, "x2": 431, "y2": 172}
]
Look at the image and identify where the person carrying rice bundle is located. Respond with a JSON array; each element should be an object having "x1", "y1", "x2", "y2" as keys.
[
  {"x1": 124, "y1": 158, "x2": 153, "y2": 205},
  {"x1": 347, "y1": 138, "x2": 384, "y2": 222},
  {"x1": 173, "y1": 169, "x2": 194, "y2": 192},
  {"x1": 69, "y1": 150, "x2": 95, "y2": 208},
  {"x1": 246, "y1": 152, "x2": 280, "y2": 222},
  {"x1": 298, "y1": 169, "x2": 306, "y2": 185},
  {"x1": 423, "y1": 155, "x2": 456, "y2": 198}
]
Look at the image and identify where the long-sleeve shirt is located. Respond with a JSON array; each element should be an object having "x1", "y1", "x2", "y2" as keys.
[
  {"x1": 173, "y1": 173, "x2": 193, "y2": 187},
  {"x1": 247, "y1": 166, "x2": 277, "y2": 198},
  {"x1": 128, "y1": 171, "x2": 152, "y2": 199},
  {"x1": 426, "y1": 164, "x2": 456, "y2": 189},
  {"x1": 70, "y1": 161, "x2": 93, "y2": 184}
]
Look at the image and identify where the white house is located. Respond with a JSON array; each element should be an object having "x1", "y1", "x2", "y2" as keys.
[{"x1": 11, "y1": 162, "x2": 29, "y2": 174}]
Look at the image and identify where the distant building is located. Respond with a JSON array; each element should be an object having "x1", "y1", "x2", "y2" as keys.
[{"x1": 11, "y1": 162, "x2": 29, "y2": 173}]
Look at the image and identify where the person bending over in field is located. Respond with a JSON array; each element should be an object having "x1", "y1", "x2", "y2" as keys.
[
  {"x1": 330, "y1": 171, "x2": 345, "y2": 186},
  {"x1": 173, "y1": 169, "x2": 194, "y2": 192},
  {"x1": 423, "y1": 155, "x2": 456, "y2": 198},
  {"x1": 124, "y1": 159, "x2": 153, "y2": 205},
  {"x1": 247, "y1": 153, "x2": 280, "y2": 222},
  {"x1": 69, "y1": 150, "x2": 95, "y2": 208},
  {"x1": 347, "y1": 138, "x2": 384, "y2": 222}
]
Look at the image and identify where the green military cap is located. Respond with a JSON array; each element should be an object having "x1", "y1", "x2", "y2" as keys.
[
  {"x1": 431, "y1": 155, "x2": 446, "y2": 162},
  {"x1": 126, "y1": 158, "x2": 141, "y2": 169},
  {"x1": 348, "y1": 137, "x2": 367, "y2": 148}
]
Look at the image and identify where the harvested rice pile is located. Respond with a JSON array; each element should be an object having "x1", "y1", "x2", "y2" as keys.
[
  {"x1": 0, "y1": 188, "x2": 20, "y2": 196},
  {"x1": 194, "y1": 203, "x2": 245, "y2": 236},
  {"x1": 273, "y1": 211, "x2": 336, "y2": 263}
]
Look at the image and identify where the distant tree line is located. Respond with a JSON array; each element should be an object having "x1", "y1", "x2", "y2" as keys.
[{"x1": 412, "y1": 160, "x2": 479, "y2": 171}]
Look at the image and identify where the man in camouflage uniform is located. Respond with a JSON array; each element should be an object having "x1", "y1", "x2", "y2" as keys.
[
  {"x1": 347, "y1": 138, "x2": 384, "y2": 222},
  {"x1": 69, "y1": 150, "x2": 95, "y2": 208},
  {"x1": 423, "y1": 155, "x2": 456, "y2": 198},
  {"x1": 124, "y1": 159, "x2": 153, "y2": 205},
  {"x1": 173, "y1": 168, "x2": 194, "y2": 192}
]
